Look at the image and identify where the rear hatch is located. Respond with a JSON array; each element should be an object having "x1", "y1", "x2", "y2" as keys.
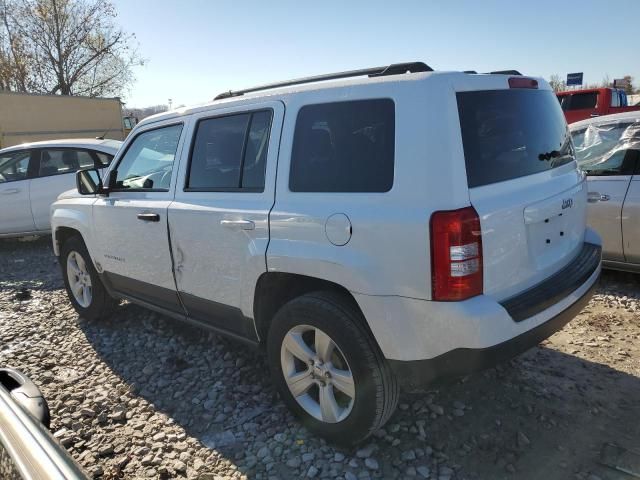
[{"x1": 457, "y1": 83, "x2": 587, "y2": 302}]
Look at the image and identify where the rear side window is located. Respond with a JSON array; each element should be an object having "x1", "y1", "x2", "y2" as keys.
[
  {"x1": 458, "y1": 89, "x2": 574, "y2": 188},
  {"x1": 94, "y1": 151, "x2": 113, "y2": 166},
  {"x1": 561, "y1": 92, "x2": 598, "y2": 111},
  {"x1": 38, "y1": 149, "x2": 95, "y2": 177},
  {"x1": 289, "y1": 99, "x2": 395, "y2": 192},
  {"x1": 187, "y1": 110, "x2": 273, "y2": 191}
]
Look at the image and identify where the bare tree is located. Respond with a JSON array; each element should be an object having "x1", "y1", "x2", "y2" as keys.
[
  {"x1": 0, "y1": 0, "x2": 142, "y2": 97},
  {"x1": 548, "y1": 74, "x2": 566, "y2": 92}
]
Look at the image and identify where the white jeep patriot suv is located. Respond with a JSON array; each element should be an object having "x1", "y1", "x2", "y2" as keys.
[{"x1": 51, "y1": 62, "x2": 602, "y2": 445}]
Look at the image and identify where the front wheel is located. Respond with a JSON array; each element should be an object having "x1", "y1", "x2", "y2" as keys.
[
  {"x1": 60, "y1": 235, "x2": 116, "y2": 321},
  {"x1": 267, "y1": 291, "x2": 399, "y2": 446}
]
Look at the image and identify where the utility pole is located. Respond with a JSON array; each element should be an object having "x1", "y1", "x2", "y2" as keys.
[{"x1": 168, "y1": 98, "x2": 173, "y2": 110}]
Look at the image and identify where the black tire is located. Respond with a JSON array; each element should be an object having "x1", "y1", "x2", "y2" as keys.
[
  {"x1": 60, "y1": 235, "x2": 117, "y2": 321},
  {"x1": 267, "y1": 291, "x2": 399, "y2": 446}
]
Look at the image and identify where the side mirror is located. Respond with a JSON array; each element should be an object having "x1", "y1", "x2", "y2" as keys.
[
  {"x1": 0, "y1": 368, "x2": 50, "y2": 428},
  {"x1": 76, "y1": 168, "x2": 103, "y2": 195}
]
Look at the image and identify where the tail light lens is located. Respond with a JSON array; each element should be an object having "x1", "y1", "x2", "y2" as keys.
[{"x1": 430, "y1": 206, "x2": 483, "y2": 301}]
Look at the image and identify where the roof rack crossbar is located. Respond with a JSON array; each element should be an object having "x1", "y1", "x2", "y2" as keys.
[
  {"x1": 487, "y1": 70, "x2": 522, "y2": 75},
  {"x1": 214, "y1": 61, "x2": 433, "y2": 100}
]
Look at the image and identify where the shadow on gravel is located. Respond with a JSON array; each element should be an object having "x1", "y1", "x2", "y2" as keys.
[
  {"x1": 75, "y1": 299, "x2": 640, "y2": 480},
  {"x1": 0, "y1": 236, "x2": 62, "y2": 292}
]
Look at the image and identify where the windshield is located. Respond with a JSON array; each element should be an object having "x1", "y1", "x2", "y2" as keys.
[{"x1": 457, "y1": 88, "x2": 574, "y2": 188}]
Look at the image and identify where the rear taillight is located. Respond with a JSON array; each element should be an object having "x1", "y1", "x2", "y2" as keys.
[
  {"x1": 508, "y1": 77, "x2": 538, "y2": 89},
  {"x1": 430, "y1": 206, "x2": 483, "y2": 301}
]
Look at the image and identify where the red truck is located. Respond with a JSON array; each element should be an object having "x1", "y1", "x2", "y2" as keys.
[{"x1": 557, "y1": 87, "x2": 640, "y2": 124}]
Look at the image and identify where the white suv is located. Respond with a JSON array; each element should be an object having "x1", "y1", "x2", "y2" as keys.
[{"x1": 51, "y1": 62, "x2": 602, "y2": 445}]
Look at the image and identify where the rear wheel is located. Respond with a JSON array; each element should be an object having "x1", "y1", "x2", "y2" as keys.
[
  {"x1": 267, "y1": 291, "x2": 399, "y2": 446},
  {"x1": 60, "y1": 235, "x2": 116, "y2": 321}
]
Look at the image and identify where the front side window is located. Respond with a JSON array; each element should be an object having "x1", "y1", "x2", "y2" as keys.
[
  {"x1": 610, "y1": 90, "x2": 621, "y2": 107},
  {"x1": 572, "y1": 121, "x2": 640, "y2": 175},
  {"x1": 114, "y1": 124, "x2": 183, "y2": 191},
  {"x1": 289, "y1": 99, "x2": 395, "y2": 192},
  {"x1": 38, "y1": 149, "x2": 95, "y2": 177},
  {"x1": 187, "y1": 110, "x2": 272, "y2": 191},
  {"x1": 0, "y1": 151, "x2": 31, "y2": 183}
]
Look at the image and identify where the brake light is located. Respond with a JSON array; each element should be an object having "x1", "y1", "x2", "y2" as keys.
[
  {"x1": 430, "y1": 207, "x2": 483, "y2": 301},
  {"x1": 508, "y1": 77, "x2": 538, "y2": 89}
]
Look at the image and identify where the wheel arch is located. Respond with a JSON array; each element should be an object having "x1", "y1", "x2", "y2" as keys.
[
  {"x1": 253, "y1": 272, "x2": 379, "y2": 348},
  {"x1": 51, "y1": 206, "x2": 93, "y2": 256}
]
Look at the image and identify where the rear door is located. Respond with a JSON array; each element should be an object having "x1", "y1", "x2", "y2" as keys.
[
  {"x1": 0, "y1": 150, "x2": 36, "y2": 234},
  {"x1": 457, "y1": 85, "x2": 588, "y2": 301},
  {"x1": 29, "y1": 148, "x2": 101, "y2": 230},
  {"x1": 621, "y1": 153, "x2": 640, "y2": 263},
  {"x1": 168, "y1": 101, "x2": 283, "y2": 338}
]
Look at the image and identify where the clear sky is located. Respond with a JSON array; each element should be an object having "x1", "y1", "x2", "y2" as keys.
[{"x1": 111, "y1": 0, "x2": 640, "y2": 108}]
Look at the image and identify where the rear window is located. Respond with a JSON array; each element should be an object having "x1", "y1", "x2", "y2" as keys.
[
  {"x1": 289, "y1": 99, "x2": 395, "y2": 192},
  {"x1": 457, "y1": 89, "x2": 574, "y2": 188}
]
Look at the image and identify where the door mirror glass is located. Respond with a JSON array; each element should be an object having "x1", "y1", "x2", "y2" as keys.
[{"x1": 76, "y1": 168, "x2": 102, "y2": 195}]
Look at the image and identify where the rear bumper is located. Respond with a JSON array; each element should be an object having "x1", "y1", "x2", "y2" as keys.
[
  {"x1": 351, "y1": 236, "x2": 601, "y2": 391},
  {"x1": 389, "y1": 273, "x2": 598, "y2": 391}
]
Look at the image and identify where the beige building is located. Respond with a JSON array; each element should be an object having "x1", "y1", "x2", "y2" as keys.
[{"x1": 0, "y1": 91, "x2": 125, "y2": 149}]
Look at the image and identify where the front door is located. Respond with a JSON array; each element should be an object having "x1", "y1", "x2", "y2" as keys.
[
  {"x1": 585, "y1": 149, "x2": 637, "y2": 262},
  {"x1": 168, "y1": 102, "x2": 283, "y2": 338},
  {"x1": 0, "y1": 150, "x2": 35, "y2": 234},
  {"x1": 92, "y1": 122, "x2": 187, "y2": 313}
]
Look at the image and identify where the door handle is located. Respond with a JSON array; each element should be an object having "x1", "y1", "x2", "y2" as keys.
[
  {"x1": 0, "y1": 188, "x2": 20, "y2": 195},
  {"x1": 588, "y1": 192, "x2": 610, "y2": 203},
  {"x1": 220, "y1": 219, "x2": 255, "y2": 230},
  {"x1": 137, "y1": 212, "x2": 160, "y2": 222}
]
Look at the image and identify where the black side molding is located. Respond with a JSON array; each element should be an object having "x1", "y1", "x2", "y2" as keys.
[
  {"x1": 500, "y1": 242, "x2": 601, "y2": 322},
  {"x1": 389, "y1": 273, "x2": 599, "y2": 392}
]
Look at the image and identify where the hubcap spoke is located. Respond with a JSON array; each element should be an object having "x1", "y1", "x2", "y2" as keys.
[
  {"x1": 285, "y1": 370, "x2": 314, "y2": 397},
  {"x1": 283, "y1": 332, "x2": 315, "y2": 363},
  {"x1": 314, "y1": 328, "x2": 334, "y2": 362},
  {"x1": 319, "y1": 384, "x2": 340, "y2": 423},
  {"x1": 82, "y1": 286, "x2": 91, "y2": 305},
  {"x1": 329, "y1": 367, "x2": 355, "y2": 398}
]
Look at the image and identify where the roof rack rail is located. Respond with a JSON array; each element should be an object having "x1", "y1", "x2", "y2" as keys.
[
  {"x1": 487, "y1": 70, "x2": 522, "y2": 75},
  {"x1": 214, "y1": 61, "x2": 433, "y2": 100}
]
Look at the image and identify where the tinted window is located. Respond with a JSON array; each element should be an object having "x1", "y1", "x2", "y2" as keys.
[
  {"x1": 458, "y1": 89, "x2": 574, "y2": 188},
  {"x1": 38, "y1": 149, "x2": 95, "y2": 177},
  {"x1": 290, "y1": 99, "x2": 395, "y2": 192},
  {"x1": 114, "y1": 124, "x2": 183, "y2": 190},
  {"x1": 94, "y1": 151, "x2": 113, "y2": 166},
  {"x1": 188, "y1": 111, "x2": 272, "y2": 190},
  {"x1": 242, "y1": 111, "x2": 272, "y2": 189},
  {"x1": 564, "y1": 92, "x2": 598, "y2": 111},
  {"x1": 0, "y1": 151, "x2": 30, "y2": 183}
]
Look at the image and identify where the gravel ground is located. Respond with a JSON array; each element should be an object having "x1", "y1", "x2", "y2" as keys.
[{"x1": 1, "y1": 236, "x2": 639, "y2": 480}]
